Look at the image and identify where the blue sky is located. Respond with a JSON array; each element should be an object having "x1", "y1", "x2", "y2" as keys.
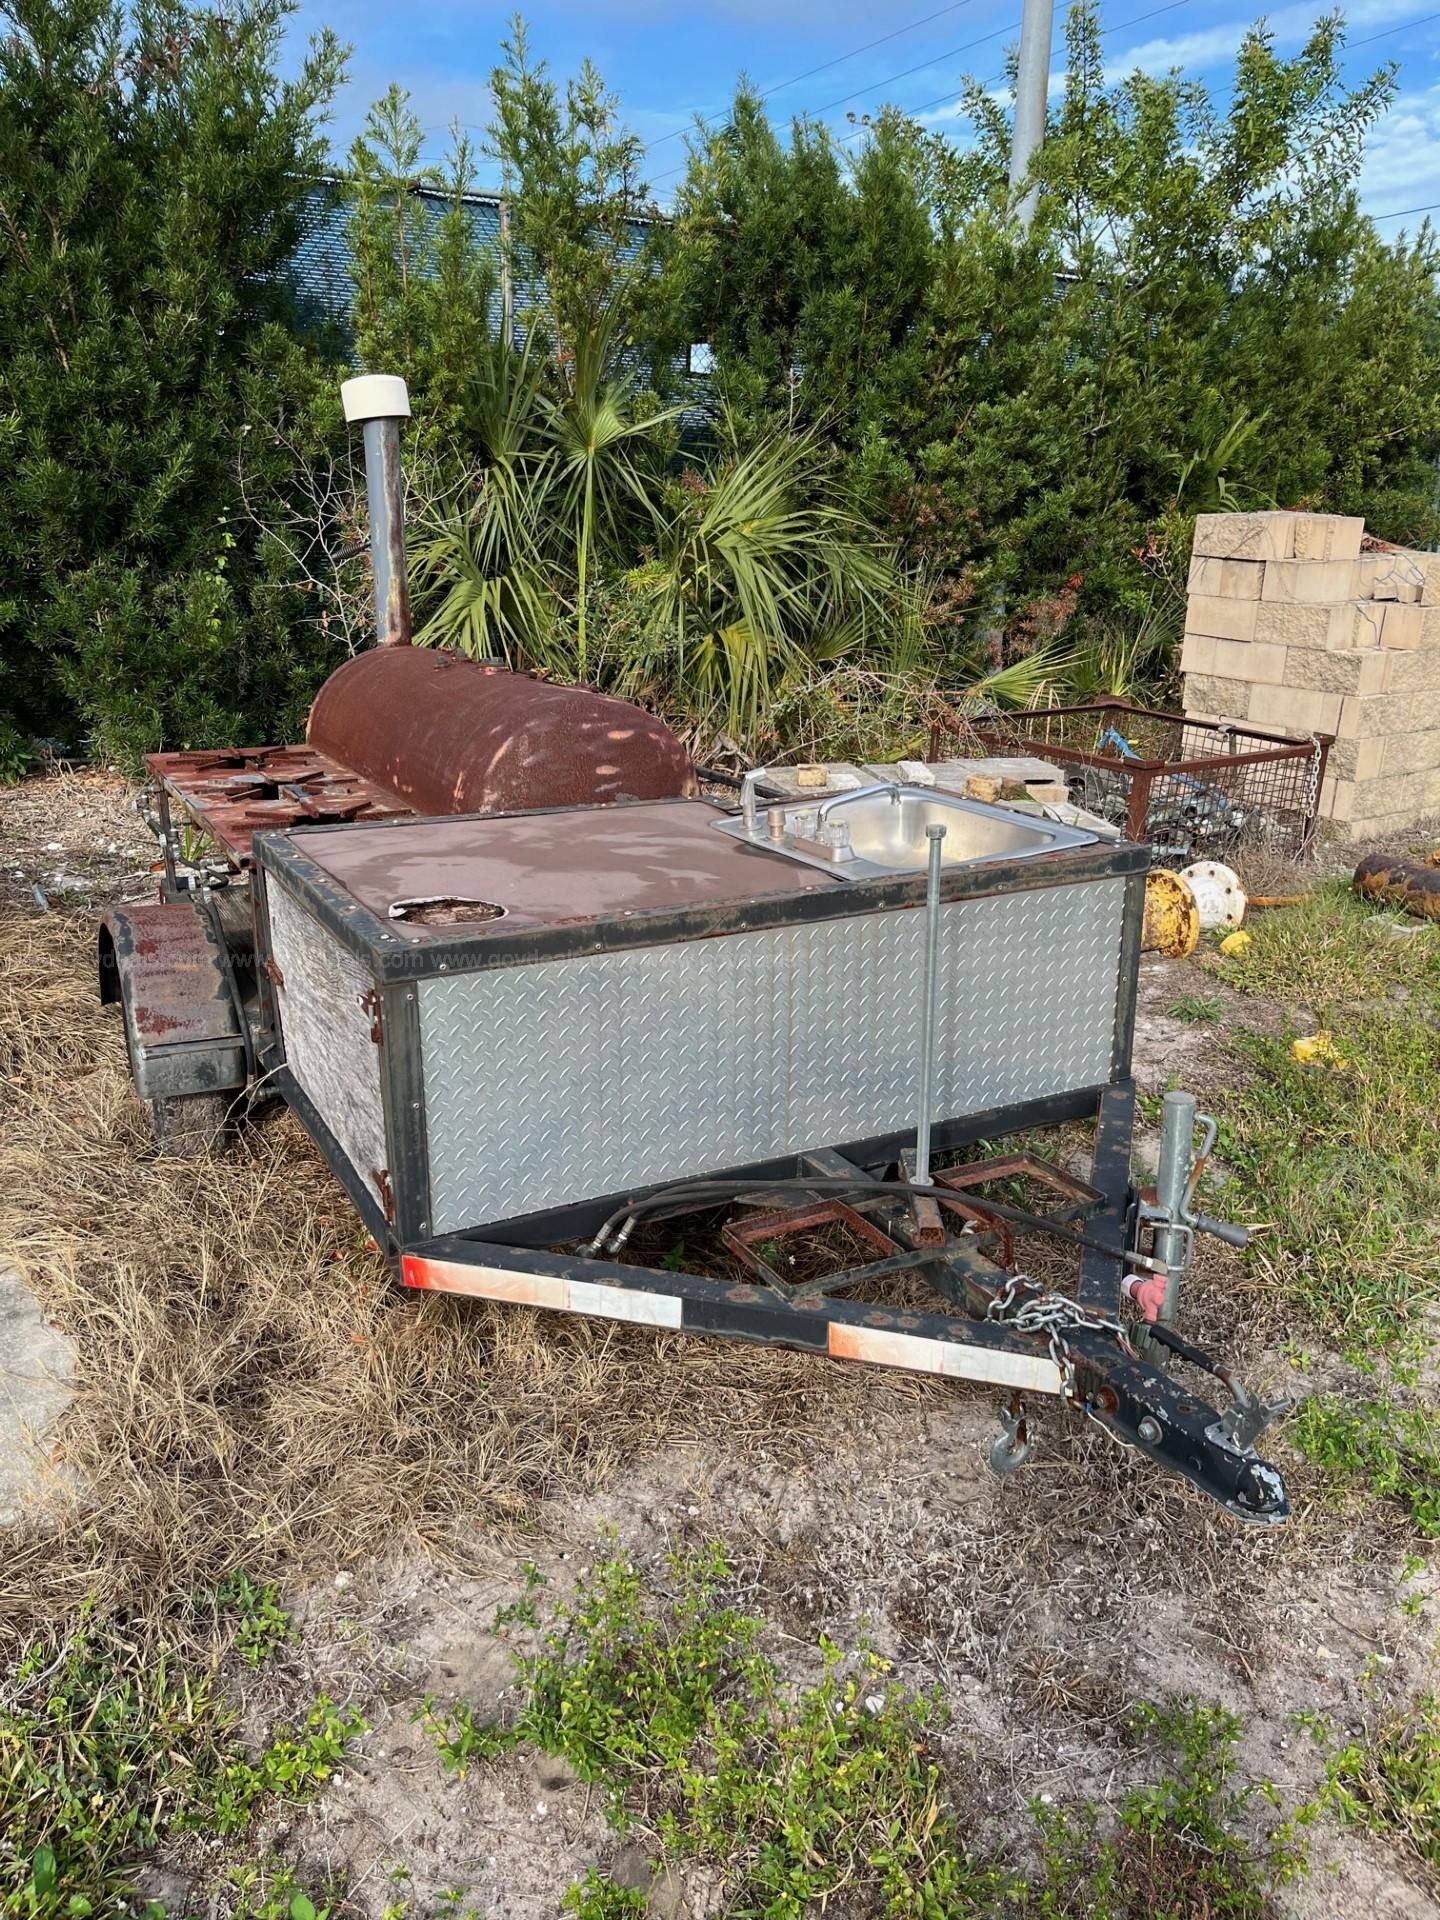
[{"x1": 283, "y1": 0, "x2": 1440, "y2": 224}]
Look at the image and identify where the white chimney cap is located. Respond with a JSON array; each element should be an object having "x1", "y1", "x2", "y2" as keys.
[{"x1": 340, "y1": 374, "x2": 411, "y2": 424}]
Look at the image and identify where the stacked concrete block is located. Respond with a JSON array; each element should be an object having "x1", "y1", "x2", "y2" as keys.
[{"x1": 1180, "y1": 511, "x2": 1440, "y2": 840}]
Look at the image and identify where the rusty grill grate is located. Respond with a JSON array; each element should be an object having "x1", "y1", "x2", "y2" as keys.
[{"x1": 937, "y1": 698, "x2": 1333, "y2": 863}]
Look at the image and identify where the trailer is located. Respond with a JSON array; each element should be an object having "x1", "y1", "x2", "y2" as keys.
[{"x1": 98, "y1": 375, "x2": 1291, "y2": 1526}]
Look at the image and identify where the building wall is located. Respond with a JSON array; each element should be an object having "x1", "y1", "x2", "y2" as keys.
[{"x1": 1180, "y1": 512, "x2": 1440, "y2": 842}]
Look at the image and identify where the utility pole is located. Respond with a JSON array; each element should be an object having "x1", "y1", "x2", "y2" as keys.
[{"x1": 1007, "y1": 0, "x2": 1055, "y2": 229}]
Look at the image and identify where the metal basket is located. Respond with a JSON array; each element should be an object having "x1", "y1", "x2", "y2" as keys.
[{"x1": 934, "y1": 697, "x2": 1333, "y2": 864}]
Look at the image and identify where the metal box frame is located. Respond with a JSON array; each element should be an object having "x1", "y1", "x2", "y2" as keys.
[{"x1": 250, "y1": 807, "x2": 1150, "y2": 1249}]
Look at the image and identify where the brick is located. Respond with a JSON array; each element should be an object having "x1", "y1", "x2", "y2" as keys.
[
  {"x1": 1245, "y1": 683, "x2": 1342, "y2": 734},
  {"x1": 1187, "y1": 556, "x2": 1266, "y2": 600},
  {"x1": 1349, "y1": 771, "x2": 1440, "y2": 819},
  {"x1": 1283, "y1": 646, "x2": 1389, "y2": 695},
  {"x1": 1179, "y1": 632, "x2": 1216, "y2": 675},
  {"x1": 1183, "y1": 673, "x2": 1251, "y2": 718},
  {"x1": 1423, "y1": 607, "x2": 1440, "y2": 649},
  {"x1": 1370, "y1": 549, "x2": 1430, "y2": 603},
  {"x1": 1321, "y1": 776, "x2": 1356, "y2": 823},
  {"x1": 1184, "y1": 593, "x2": 1259, "y2": 643},
  {"x1": 1336, "y1": 693, "x2": 1390, "y2": 739},
  {"x1": 1261, "y1": 558, "x2": 1361, "y2": 604},
  {"x1": 1386, "y1": 648, "x2": 1440, "y2": 693},
  {"x1": 1396, "y1": 688, "x2": 1440, "y2": 731},
  {"x1": 1380, "y1": 727, "x2": 1440, "y2": 776},
  {"x1": 1379, "y1": 602, "x2": 1423, "y2": 650},
  {"x1": 1292, "y1": 514, "x2": 1364, "y2": 562},
  {"x1": 1253, "y1": 599, "x2": 1376, "y2": 651},
  {"x1": 1191, "y1": 511, "x2": 1297, "y2": 562},
  {"x1": 1210, "y1": 637, "x2": 1287, "y2": 683},
  {"x1": 1355, "y1": 555, "x2": 1377, "y2": 596},
  {"x1": 1327, "y1": 735, "x2": 1386, "y2": 782}
]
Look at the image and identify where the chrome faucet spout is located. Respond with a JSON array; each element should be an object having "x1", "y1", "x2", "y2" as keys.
[{"x1": 815, "y1": 781, "x2": 900, "y2": 825}]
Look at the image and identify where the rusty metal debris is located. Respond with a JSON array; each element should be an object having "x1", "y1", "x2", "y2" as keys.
[
  {"x1": 1141, "y1": 868, "x2": 1200, "y2": 957},
  {"x1": 1353, "y1": 849, "x2": 1440, "y2": 920}
]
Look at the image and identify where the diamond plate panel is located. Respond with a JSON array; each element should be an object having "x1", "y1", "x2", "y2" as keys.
[
  {"x1": 268, "y1": 880, "x2": 389, "y2": 1209},
  {"x1": 418, "y1": 879, "x2": 1128, "y2": 1231}
]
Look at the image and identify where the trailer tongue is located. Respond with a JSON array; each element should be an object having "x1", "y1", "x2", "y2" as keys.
[{"x1": 98, "y1": 371, "x2": 1290, "y2": 1525}]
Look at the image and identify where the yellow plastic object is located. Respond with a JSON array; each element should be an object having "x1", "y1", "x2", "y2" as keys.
[
  {"x1": 1218, "y1": 929, "x2": 1253, "y2": 957},
  {"x1": 1291, "y1": 1031, "x2": 1349, "y2": 1069},
  {"x1": 1141, "y1": 869, "x2": 1200, "y2": 958}
]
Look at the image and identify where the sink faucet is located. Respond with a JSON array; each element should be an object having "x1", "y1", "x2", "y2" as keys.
[
  {"x1": 815, "y1": 781, "x2": 901, "y2": 825},
  {"x1": 740, "y1": 767, "x2": 771, "y2": 836}
]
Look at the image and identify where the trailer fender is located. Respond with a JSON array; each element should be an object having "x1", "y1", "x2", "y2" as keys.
[{"x1": 98, "y1": 901, "x2": 247, "y2": 1101}]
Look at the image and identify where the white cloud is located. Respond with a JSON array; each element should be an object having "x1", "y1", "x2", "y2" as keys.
[{"x1": 1358, "y1": 77, "x2": 1440, "y2": 213}]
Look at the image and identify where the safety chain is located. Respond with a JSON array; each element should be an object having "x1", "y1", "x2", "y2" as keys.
[{"x1": 985, "y1": 1273, "x2": 1133, "y2": 1403}]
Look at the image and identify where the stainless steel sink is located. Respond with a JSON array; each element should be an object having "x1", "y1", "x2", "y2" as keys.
[{"x1": 712, "y1": 782, "x2": 1097, "y2": 880}]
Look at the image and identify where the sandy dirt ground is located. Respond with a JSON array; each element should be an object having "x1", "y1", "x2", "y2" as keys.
[{"x1": 2, "y1": 768, "x2": 1436, "y2": 1920}]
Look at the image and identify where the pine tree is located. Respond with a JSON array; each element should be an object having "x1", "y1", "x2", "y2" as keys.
[{"x1": 0, "y1": 0, "x2": 345, "y2": 760}]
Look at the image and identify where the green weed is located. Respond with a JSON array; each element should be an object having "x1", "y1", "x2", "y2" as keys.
[
  {"x1": 1291, "y1": 1395, "x2": 1440, "y2": 1536},
  {"x1": 1203, "y1": 883, "x2": 1440, "y2": 1018},
  {"x1": 1222, "y1": 1011, "x2": 1440, "y2": 1349},
  {"x1": 0, "y1": 1610, "x2": 365, "y2": 1919},
  {"x1": 226, "y1": 1860, "x2": 342, "y2": 1920},
  {"x1": 1311, "y1": 1695, "x2": 1440, "y2": 1874},
  {"x1": 425, "y1": 1544, "x2": 1010, "y2": 1912},
  {"x1": 422, "y1": 1549, "x2": 1310, "y2": 1916},
  {"x1": 0, "y1": 721, "x2": 32, "y2": 787},
  {"x1": 215, "y1": 1571, "x2": 292, "y2": 1666},
  {"x1": 562, "y1": 1870, "x2": 647, "y2": 1918},
  {"x1": 1020, "y1": 1698, "x2": 1312, "y2": 1917},
  {"x1": 1166, "y1": 993, "x2": 1223, "y2": 1023}
]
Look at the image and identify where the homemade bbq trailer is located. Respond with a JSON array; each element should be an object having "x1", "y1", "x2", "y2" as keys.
[{"x1": 98, "y1": 375, "x2": 1291, "y2": 1526}]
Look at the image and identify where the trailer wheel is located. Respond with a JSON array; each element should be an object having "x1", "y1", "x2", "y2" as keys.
[{"x1": 149, "y1": 1092, "x2": 231, "y2": 1157}]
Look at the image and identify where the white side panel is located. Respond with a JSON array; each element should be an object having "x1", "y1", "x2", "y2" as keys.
[{"x1": 267, "y1": 881, "x2": 390, "y2": 1212}]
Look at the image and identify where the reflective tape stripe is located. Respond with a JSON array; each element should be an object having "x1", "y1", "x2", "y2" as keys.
[
  {"x1": 401, "y1": 1255, "x2": 1055, "y2": 1387},
  {"x1": 401, "y1": 1255, "x2": 682, "y2": 1329},
  {"x1": 827, "y1": 1322, "x2": 1061, "y2": 1394},
  {"x1": 568, "y1": 1279, "x2": 683, "y2": 1328}
]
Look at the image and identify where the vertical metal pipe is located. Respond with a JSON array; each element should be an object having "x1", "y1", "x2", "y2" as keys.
[
  {"x1": 1154, "y1": 1089, "x2": 1196, "y2": 1323},
  {"x1": 341, "y1": 374, "x2": 413, "y2": 651},
  {"x1": 360, "y1": 415, "x2": 412, "y2": 648},
  {"x1": 1008, "y1": 0, "x2": 1056, "y2": 229},
  {"x1": 913, "y1": 823, "x2": 948, "y2": 1186}
]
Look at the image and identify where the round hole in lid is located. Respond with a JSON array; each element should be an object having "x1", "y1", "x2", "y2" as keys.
[{"x1": 388, "y1": 896, "x2": 506, "y2": 928}]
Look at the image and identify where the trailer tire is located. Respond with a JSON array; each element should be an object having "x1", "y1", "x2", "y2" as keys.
[{"x1": 150, "y1": 1092, "x2": 231, "y2": 1157}]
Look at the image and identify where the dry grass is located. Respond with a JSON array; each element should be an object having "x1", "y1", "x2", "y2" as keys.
[{"x1": 0, "y1": 908, "x2": 913, "y2": 1653}]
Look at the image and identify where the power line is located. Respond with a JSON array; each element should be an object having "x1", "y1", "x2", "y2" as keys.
[
  {"x1": 1350, "y1": 9, "x2": 1440, "y2": 45},
  {"x1": 645, "y1": 0, "x2": 988, "y2": 153},
  {"x1": 650, "y1": 16, "x2": 1023, "y2": 183},
  {"x1": 1371, "y1": 198, "x2": 1440, "y2": 220},
  {"x1": 830, "y1": 0, "x2": 1187, "y2": 146}
]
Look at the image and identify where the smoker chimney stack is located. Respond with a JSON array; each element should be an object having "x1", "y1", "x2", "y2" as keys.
[{"x1": 341, "y1": 374, "x2": 412, "y2": 648}]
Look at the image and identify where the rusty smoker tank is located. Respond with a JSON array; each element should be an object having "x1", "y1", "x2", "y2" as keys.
[
  {"x1": 326, "y1": 374, "x2": 696, "y2": 815},
  {"x1": 309, "y1": 648, "x2": 696, "y2": 814}
]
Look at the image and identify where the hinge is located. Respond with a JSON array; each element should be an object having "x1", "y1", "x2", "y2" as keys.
[
  {"x1": 372, "y1": 1167, "x2": 395, "y2": 1221},
  {"x1": 359, "y1": 986, "x2": 384, "y2": 1045}
]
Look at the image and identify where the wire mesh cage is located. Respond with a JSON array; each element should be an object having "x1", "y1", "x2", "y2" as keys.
[{"x1": 935, "y1": 698, "x2": 1333, "y2": 865}]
